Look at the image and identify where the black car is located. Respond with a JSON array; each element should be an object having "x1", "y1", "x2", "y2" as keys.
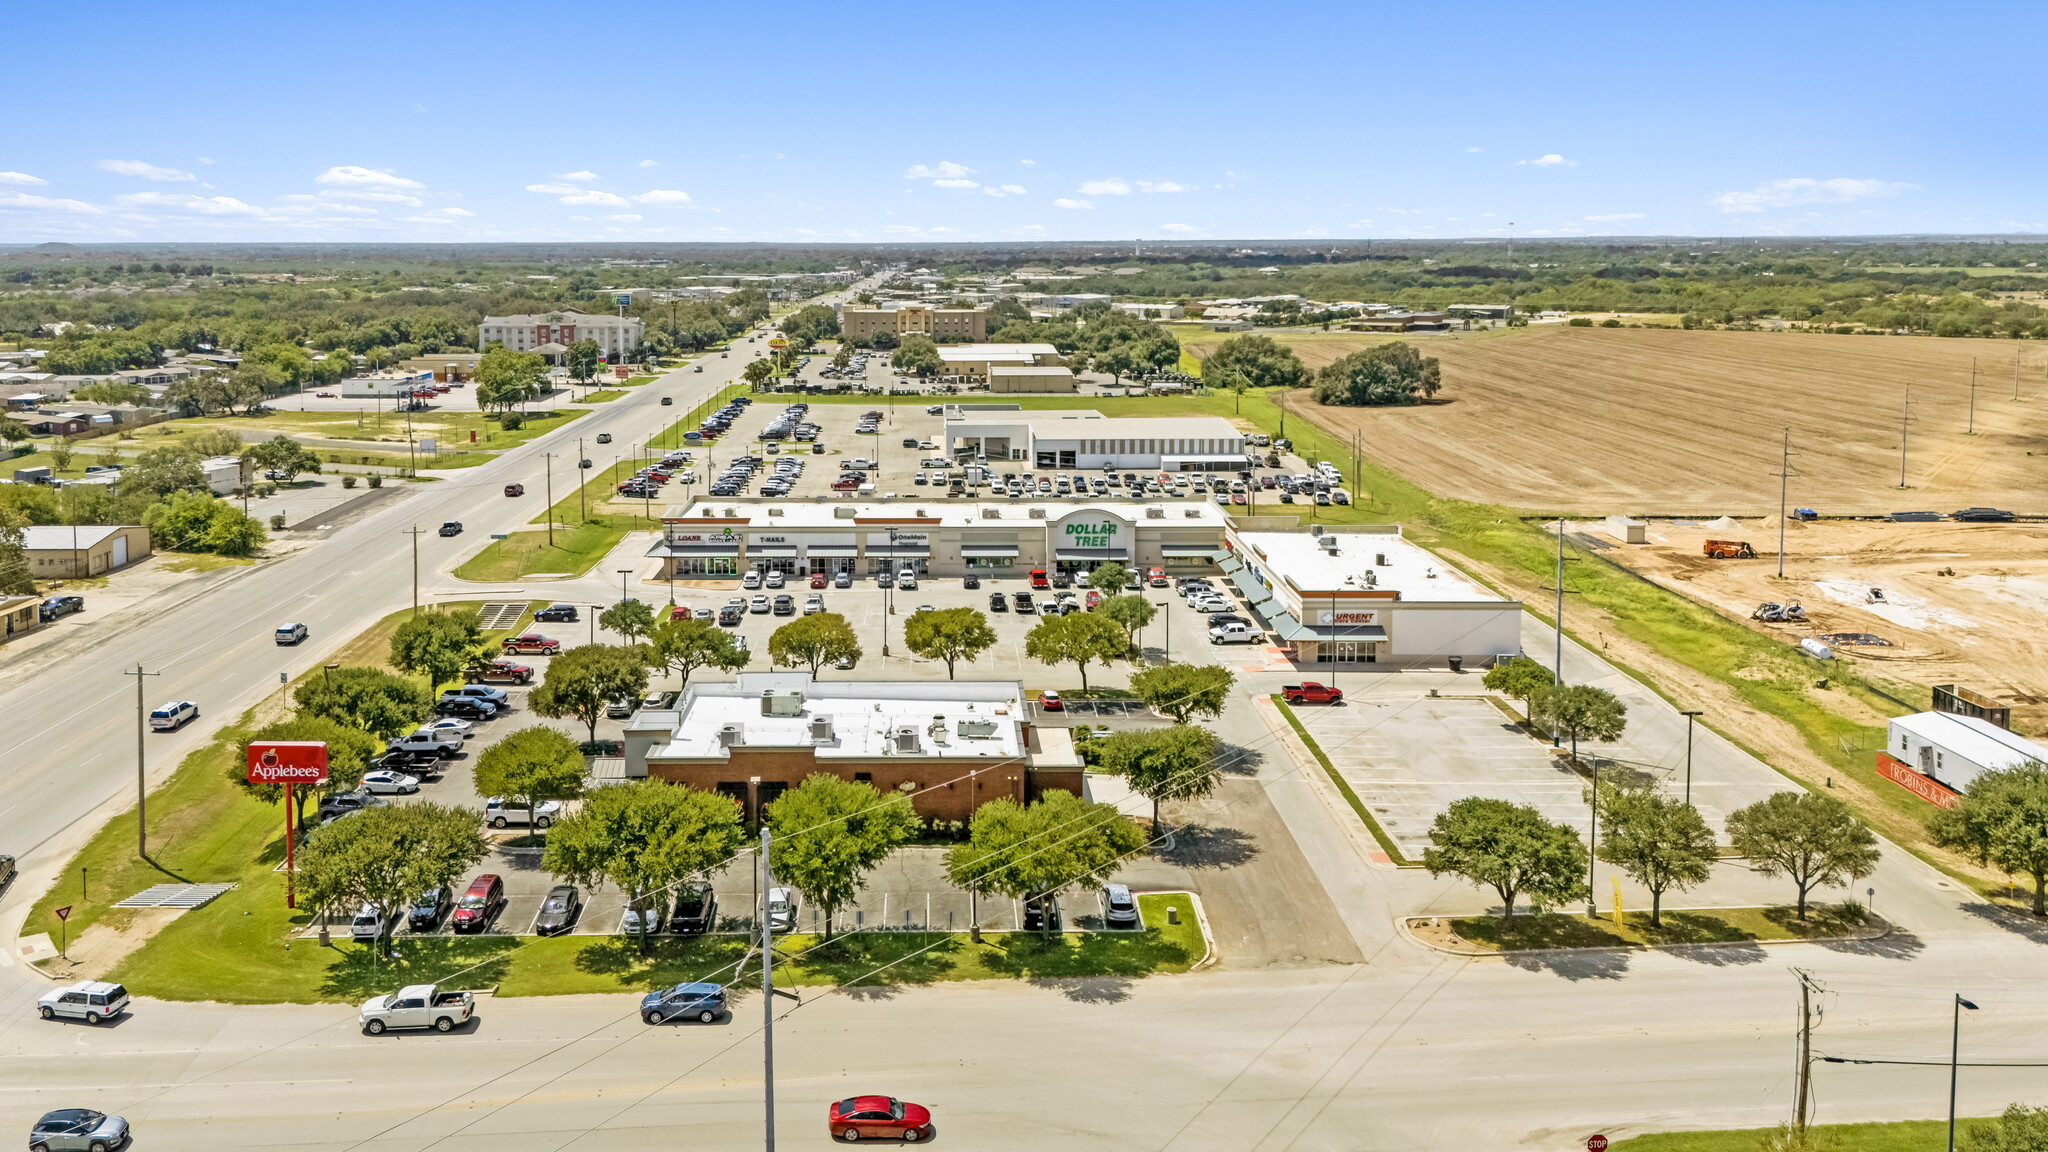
[
  {"x1": 670, "y1": 884, "x2": 718, "y2": 934},
  {"x1": 989, "y1": 591, "x2": 1007, "y2": 612},
  {"x1": 1209, "y1": 613, "x2": 1252, "y2": 628},
  {"x1": 408, "y1": 886, "x2": 453, "y2": 931},
  {"x1": 37, "y1": 595, "x2": 84, "y2": 622},
  {"x1": 773, "y1": 595, "x2": 794, "y2": 615},
  {"x1": 1022, "y1": 896, "x2": 1061, "y2": 933},
  {"x1": 437, "y1": 697, "x2": 498, "y2": 720},
  {"x1": 534, "y1": 885, "x2": 581, "y2": 936},
  {"x1": 439, "y1": 521, "x2": 463, "y2": 537},
  {"x1": 1050, "y1": 571, "x2": 1072, "y2": 589},
  {"x1": 963, "y1": 574, "x2": 980, "y2": 589},
  {"x1": 373, "y1": 748, "x2": 441, "y2": 774},
  {"x1": 718, "y1": 605, "x2": 744, "y2": 625},
  {"x1": 660, "y1": 396, "x2": 673, "y2": 405},
  {"x1": 535, "y1": 603, "x2": 578, "y2": 623}
]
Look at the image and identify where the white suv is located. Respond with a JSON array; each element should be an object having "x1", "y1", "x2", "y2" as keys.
[
  {"x1": 38, "y1": 980, "x2": 129, "y2": 1025},
  {"x1": 148, "y1": 700, "x2": 198, "y2": 731},
  {"x1": 485, "y1": 797, "x2": 563, "y2": 829}
]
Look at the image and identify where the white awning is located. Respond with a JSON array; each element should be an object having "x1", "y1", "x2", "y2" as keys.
[
  {"x1": 1055, "y1": 548, "x2": 1128, "y2": 561},
  {"x1": 961, "y1": 544, "x2": 1020, "y2": 557},
  {"x1": 748, "y1": 546, "x2": 797, "y2": 558},
  {"x1": 806, "y1": 546, "x2": 857, "y2": 558},
  {"x1": 1159, "y1": 544, "x2": 1225, "y2": 557}
]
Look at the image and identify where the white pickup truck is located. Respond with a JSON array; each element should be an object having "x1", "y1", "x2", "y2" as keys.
[
  {"x1": 386, "y1": 727, "x2": 463, "y2": 759},
  {"x1": 1209, "y1": 622, "x2": 1260, "y2": 645},
  {"x1": 359, "y1": 983, "x2": 474, "y2": 1034}
]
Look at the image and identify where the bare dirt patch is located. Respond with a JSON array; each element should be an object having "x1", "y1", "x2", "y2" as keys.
[
  {"x1": 1203, "y1": 326, "x2": 2048, "y2": 515},
  {"x1": 40, "y1": 908, "x2": 187, "y2": 981}
]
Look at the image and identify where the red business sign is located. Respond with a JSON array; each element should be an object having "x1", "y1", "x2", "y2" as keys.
[
  {"x1": 247, "y1": 741, "x2": 330, "y2": 785},
  {"x1": 1875, "y1": 752, "x2": 1961, "y2": 810}
]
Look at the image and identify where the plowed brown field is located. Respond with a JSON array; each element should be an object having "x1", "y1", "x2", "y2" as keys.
[{"x1": 1203, "y1": 326, "x2": 2048, "y2": 515}]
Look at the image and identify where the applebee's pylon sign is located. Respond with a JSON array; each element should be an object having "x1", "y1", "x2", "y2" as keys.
[{"x1": 246, "y1": 741, "x2": 329, "y2": 784}]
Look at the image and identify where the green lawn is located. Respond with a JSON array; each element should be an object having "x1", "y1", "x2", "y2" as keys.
[
  {"x1": 1612, "y1": 1118, "x2": 1993, "y2": 1152},
  {"x1": 1447, "y1": 905, "x2": 1874, "y2": 951},
  {"x1": 573, "y1": 390, "x2": 628, "y2": 404},
  {"x1": 451, "y1": 520, "x2": 635, "y2": 581}
]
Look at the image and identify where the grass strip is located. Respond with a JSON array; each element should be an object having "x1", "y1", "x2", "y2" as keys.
[
  {"x1": 573, "y1": 390, "x2": 627, "y2": 404},
  {"x1": 1611, "y1": 1117, "x2": 1987, "y2": 1152},
  {"x1": 451, "y1": 520, "x2": 633, "y2": 581},
  {"x1": 1442, "y1": 905, "x2": 1874, "y2": 951},
  {"x1": 1271, "y1": 696, "x2": 1416, "y2": 866}
]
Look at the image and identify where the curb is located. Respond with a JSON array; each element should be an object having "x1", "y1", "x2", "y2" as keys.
[
  {"x1": 1137, "y1": 890, "x2": 1218, "y2": 971},
  {"x1": 1397, "y1": 912, "x2": 1895, "y2": 959}
]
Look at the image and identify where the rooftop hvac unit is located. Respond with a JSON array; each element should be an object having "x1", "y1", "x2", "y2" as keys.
[
  {"x1": 892, "y1": 725, "x2": 921, "y2": 754},
  {"x1": 1146, "y1": 507, "x2": 1164, "y2": 519},
  {"x1": 916, "y1": 509, "x2": 927, "y2": 517},
  {"x1": 768, "y1": 507, "x2": 784, "y2": 516},
  {"x1": 1184, "y1": 509, "x2": 1200, "y2": 518},
  {"x1": 983, "y1": 508, "x2": 1001, "y2": 518},
  {"x1": 760, "y1": 690, "x2": 805, "y2": 717},
  {"x1": 717, "y1": 723, "x2": 745, "y2": 748},
  {"x1": 927, "y1": 717, "x2": 949, "y2": 746},
  {"x1": 723, "y1": 507, "x2": 738, "y2": 517},
  {"x1": 834, "y1": 506, "x2": 859, "y2": 518},
  {"x1": 809, "y1": 715, "x2": 835, "y2": 744},
  {"x1": 1310, "y1": 523, "x2": 1324, "y2": 537},
  {"x1": 1375, "y1": 553, "x2": 1387, "y2": 566},
  {"x1": 957, "y1": 718, "x2": 999, "y2": 739},
  {"x1": 1028, "y1": 508, "x2": 1047, "y2": 519},
  {"x1": 1364, "y1": 570, "x2": 1377, "y2": 587},
  {"x1": 1321, "y1": 536, "x2": 1340, "y2": 552}
]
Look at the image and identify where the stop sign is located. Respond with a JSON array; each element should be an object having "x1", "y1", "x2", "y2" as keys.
[{"x1": 1587, "y1": 1136, "x2": 1609, "y2": 1152}]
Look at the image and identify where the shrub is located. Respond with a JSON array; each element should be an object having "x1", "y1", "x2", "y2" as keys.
[
  {"x1": 368, "y1": 475, "x2": 382, "y2": 488},
  {"x1": 1568, "y1": 317, "x2": 1594, "y2": 327},
  {"x1": 1600, "y1": 318, "x2": 1623, "y2": 328},
  {"x1": 269, "y1": 514, "x2": 287, "y2": 531},
  {"x1": 341, "y1": 474, "x2": 357, "y2": 489},
  {"x1": 499, "y1": 411, "x2": 526, "y2": 431}
]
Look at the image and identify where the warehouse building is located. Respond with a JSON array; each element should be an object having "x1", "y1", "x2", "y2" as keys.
[
  {"x1": 1222, "y1": 523, "x2": 1522, "y2": 668},
  {"x1": 20, "y1": 525, "x2": 151, "y2": 578},
  {"x1": 1879, "y1": 711, "x2": 2047, "y2": 806},
  {"x1": 936, "y1": 343, "x2": 1062, "y2": 383},
  {"x1": 649, "y1": 499, "x2": 1231, "y2": 579},
  {"x1": 943, "y1": 406, "x2": 1248, "y2": 471},
  {"x1": 987, "y1": 366, "x2": 1077, "y2": 393},
  {"x1": 622, "y1": 673, "x2": 1082, "y2": 825}
]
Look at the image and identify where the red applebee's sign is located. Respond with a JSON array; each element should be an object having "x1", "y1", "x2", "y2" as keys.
[{"x1": 246, "y1": 741, "x2": 329, "y2": 785}]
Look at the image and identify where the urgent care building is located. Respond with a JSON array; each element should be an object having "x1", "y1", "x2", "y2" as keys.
[
  {"x1": 650, "y1": 500, "x2": 1232, "y2": 579},
  {"x1": 1223, "y1": 523, "x2": 1523, "y2": 668}
]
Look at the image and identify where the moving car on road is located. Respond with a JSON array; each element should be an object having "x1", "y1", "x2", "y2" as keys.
[
  {"x1": 275, "y1": 621, "x2": 308, "y2": 645},
  {"x1": 148, "y1": 700, "x2": 198, "y2": 731},
  {"x1": 358, "y1": 983, "x2": 474, "y2": 1034},
  {"x1": 642, "y1": 982, "x2": 725, "y2": 1025},
  {"x1": 29, "y1": 1108, "x2": 131, "y2": 1152},
  {"x1": 37, "y1": 981, "x2": 128, "y2": 1025},
  {"x1": 438, "y1": 521, "x2": 463, "y2": 536},
  {"x1": 504, "y1": 483, "x2": 525, "y2": 497}
]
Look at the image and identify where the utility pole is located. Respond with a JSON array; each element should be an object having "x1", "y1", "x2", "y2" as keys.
[
  {"x1": 1792, "y1": 968, "x2": 1825, "y2": 1137},
  {"x1": 1553, "y1": 517, "x2": 1565, "y2": 689},
  {"x1": 1899, "y1": 385, "x2": 1912, "y2": 488},
  {"x1": 761, "y1": 827, "x2": 776, "y2": 1152},
  {"x1": 1775, "y1": 428, "x2": 1795, "y2": 579},
  {"x1": 403, "y1": 526, "x2": 425, "y2": 615},
  {"x1": 543, "y1": 452, "x2": 556, "y2": 546},
  {"x1": 1968, "y1": 358, "x2": 1978, "y2": 434},
  {"x1": 124, "y1": 665, "x2": 160, "y2": 857},
  {"x1": 1950, "y1": 993, "x2": 1981, "y2": 1152},
  {"x1": 578, "y1": 436, "x2": 587, "y2": 522},
  {"x1": 1681, "y1": 710, "x2": 1703, "y2": 805}
]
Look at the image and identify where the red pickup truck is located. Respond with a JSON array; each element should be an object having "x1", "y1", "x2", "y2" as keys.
[
  {"x1": 1282, "y1": 682, "x2": 1344, "y2": 705},
  {"x1": 466, "y1": 659, "x2": 533, "y2": 685}
]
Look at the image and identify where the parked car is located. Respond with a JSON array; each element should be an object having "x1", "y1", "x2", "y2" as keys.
[
  {"x1": 1103, "y1": 883, "x2": 1138, "y2": 928},
  {"x1": 387, "y1": 728, "x2": 462, "y2": 758},
  {"x1": 963, "y1": 574, "x2": 980, "y2": 589},
  {"x1": 1039, "y1": 690, "x2": 1063, "y2": 712},
  {"x1": 360, "y1": 769, "x2": 421, "y2": 795},
  {"x1": 501, "y1": 633, "x2": 561, "y2": 655},
  {"x1": 670, "y1": 884, "x2": 717, "y2": 934},
  {"x1": 989, "y1": 591, "x2": 1007, "y2": 612},
  {"x1": 642, "y1": 982, "x2": 726, "y2": 1025},
  {"x1": 750, "y1": 594, "x2": 770, "y2": 613},
  {"x1": 1210, "y1": 622, "x2": 1259, "y2": 645},
  {"x1": 29, "y1": 1109, "x2": 131, "y2": 1152},
  {"x1": 408, "y1": 886, "x2": 453, "y2": 931},
  {"x1": 1023, "y1": 895, "x2": 1061, "y2": 932},
  {"x1": 504, "y1": 483, "x2": 525, "y2": 497},
  {"x1": 484, "y1": 797, "x2": 561, "y2": 829},
  {"x1": 830, "y1": 1096, "x2": 933, "y2": 1143},
  {"x1": 37, "y1": 981, "x2": 129, "y2": 1026},
  {"x1": 464, "y1": 659, "x2": 533, "y2": 685},
  {"x1": 534, "y1": 885, "x2": 582, "y2": 935},
  {"x1": 1282, "y1": 681, "x2": 1345, "y2": 705},
  {"x1": 534, "y1": 604, "x2": 578, "y2": 623},
  {"x1": 622, "y1": 897, "x2": 664, "y2": 937},
  {"x1": 350, "y1": 902, "x2": 389, "y2": 941},
  {"x1": 435, "y1": 696, "x2": 498, "y2": 721},
  {"x1": 37, "y1": 595, "x2": 84, "y2": 622},
  {"x1": 317, "y1": 789, "x2": 386, "y2": 822},
  {"x1": 358, "y1": 983, "x2": 474, "y2": 1034},
  {"x1": 766, "y1": 887, "x2": 797, "y2": 933},
  {"x1": 148, "y1": 700, "x2": 198, "y2": 731},
  {"x1": 449, "y1": 875, "x2": 505, "y2": 933},
  {"x1": 834, "y1": 570, "x2": 852, "y2": 588},
  {"x1": 438, "y1": 521, "x2": 463, "y2": 536},
  {"x1": 444, "y1": 683, "x2": 509, "y2": 709},
  {"x1": 274, "y1": 621, "x2": 308, "y2": 645}
]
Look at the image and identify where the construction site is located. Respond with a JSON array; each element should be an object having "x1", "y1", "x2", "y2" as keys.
[{"x1": 1574, "y1": 515, "x2": 2048, "y2": 737}]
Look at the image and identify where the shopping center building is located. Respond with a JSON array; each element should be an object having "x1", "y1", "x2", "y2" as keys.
[
  {"x1": 649, "y1": 499, "x2": 1233, "y2": 578},
  {"x1": 942, "y1": 406, "x2": 1250, "y2": 472},
  {"x1": 1221, "y1": 523, "x2": 1524, "y2": 668}
]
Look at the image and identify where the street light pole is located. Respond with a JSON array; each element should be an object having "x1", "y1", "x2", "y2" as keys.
[
  {"x1": 761, "y1": 827, "x2": 777, "y2": 1152},
  {"x1": 1950, "y1": 994, "x2": 1980, "y2": 1152},
  {"x1": 1681, "y1": 710, "x2": 1704, "y2": 805}
]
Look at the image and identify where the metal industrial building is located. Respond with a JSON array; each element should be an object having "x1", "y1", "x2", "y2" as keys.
[{"x1": 942, "y1": 406, "x2": 1248, "y2": 472}]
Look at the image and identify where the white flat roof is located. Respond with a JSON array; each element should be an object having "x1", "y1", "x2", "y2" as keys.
[
  {"x1": 1890, "y1": 711, "x2": 2048, "y2": 769},
  {"x1": 1232, "y1": 528, "x2": 1511, "y2": 603},
  {"x1": 21, "y1": 525, "x2": 126, "y2": 550},
  {"x1": 651, "y1": 674, "x2": 1024, "y2": 761},
  {"x1": 665, "y1": 499, "x2": 1232, "y2": 528},
  {"x1": 945, "y1": 409, "x2": 1242, "y2": 439},
  {"x1": 989, "y1": 366, "x2": 1075, "y2": 375},
  {"x1": 937, "y1": 343, "x2": 1058, "y2": 358}
]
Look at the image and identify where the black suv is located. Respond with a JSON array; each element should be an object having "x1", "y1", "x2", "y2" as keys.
[
  {"x1": 535, "y1": 604, "x2": 578, "y2": 623},
  {"x1": 670, "y1": 885, "x2": 718, "y2": 934},
  {"x1": 38, "y1": 595, "x2": 83, "y2": 622},
  {"x1": 408, "y1": 887, "x2": 453, "y2": 931},
  {"x1": 437, "y1": 696, "x2": 498, "y2": 720}
]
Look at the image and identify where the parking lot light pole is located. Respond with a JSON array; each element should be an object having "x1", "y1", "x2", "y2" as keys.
[
  {"x1": 1681, "y1": 710, "x2": 1704, "y2": 805},
  {"x1": 1155, "y1": 600, "x2": 1170, "y2": 664},
  {"x1": 1950, "y1": 995, "x2": 1980, "y2": 1152}
]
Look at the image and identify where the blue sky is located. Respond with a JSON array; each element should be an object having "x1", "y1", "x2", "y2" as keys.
[{"x1": 4, "y1": 1, "x2": 2042, "y2": 244}]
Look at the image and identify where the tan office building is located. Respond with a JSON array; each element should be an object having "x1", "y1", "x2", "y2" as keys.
[
  {"x1": 988, "y1": 366, "x2": 1077, "y2": 393},
  {"x1": 841, "y1": 303, "x2": 987, "y2": 342}
]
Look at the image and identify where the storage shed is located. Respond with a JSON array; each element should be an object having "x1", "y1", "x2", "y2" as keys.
[{"x1": 1881, "y1": 711, "x2": 2048, "y2": 800}]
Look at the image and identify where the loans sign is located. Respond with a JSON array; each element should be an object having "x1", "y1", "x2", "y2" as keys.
[{"x1": 246, "y1": 741, "x2": 330, "y2": 785}]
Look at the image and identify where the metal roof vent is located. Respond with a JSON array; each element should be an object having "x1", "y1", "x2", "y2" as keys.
[
  {"x1": 1146, "y1": 507, "x2": 1165, "y2": 519},
  {"x1": 957, "y1": 717, "x2": 999, "y2": 739},
  {"x1": 717, "y1": 723, "x2": 744, "y2": 748},
  {"x1": 893, "y1": 725, "x2": 921, "y2": 754}
]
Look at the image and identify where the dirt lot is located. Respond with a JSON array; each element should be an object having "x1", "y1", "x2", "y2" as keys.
[
  {"x1": 1192, "y1": 325, "x2": 2048, "y2": 515},
  {"x1": 1584, "y1": 516, "x2": 2048, "y2": 736}
]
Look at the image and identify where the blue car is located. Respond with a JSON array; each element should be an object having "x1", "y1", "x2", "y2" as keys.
[{"x1": 642, "y1": 982, "x2": 726, "y2": 1025}]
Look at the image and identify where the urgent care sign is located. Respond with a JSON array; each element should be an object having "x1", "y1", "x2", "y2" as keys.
[{"x1": 246, "y1": 741, "x2": 329, "y2": 785}]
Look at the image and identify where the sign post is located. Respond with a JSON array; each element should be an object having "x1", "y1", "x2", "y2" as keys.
[
  {"x1": 54, "y1": 906, "x2": 71, "y2": 958},
  {"x1": 247, "y1": 742, "x2": 330, "y2": 908}
]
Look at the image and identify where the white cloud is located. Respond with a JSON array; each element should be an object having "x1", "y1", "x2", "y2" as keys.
[
  {"x1": 933, "y1": 178, "x2": 980, "y2": 189},
  {"x1": 196, "y1": 157, "x2": 215, "y2": 165},
  {"x1": 1524, "y1": 154, "x2": 1575, "y2": 167},
  {"x1": 905, "y1": 161, "x2": 972, "y2": 180},
  {"x1": 99, "y1": 159, "x2": 196, "y2": 182},
  {"x1": 883, "y1": 224, "x2": 920, "y2": 234},
  {"x1": 1136, "y1": 181, "x2": 1185, "y2": 194},
  {"x1": 982, "y1": 184, "x2": 1027, "y2": 198},
  {"x1": 320, "y1": 189, "x2": 421, "y2": 206},
  {"x1": 0, "y1": 171, "x2": 48, "y2": 186},
  {"x1": 1159, "y1": 223, "x2": 1196, "y2": 234},
  {"x1": 0, "y1": 191, "x2": 102, "y2": 214},
  {"x1": 316, "y1": 165, "x2": 424, "y2": 190},
  {"x1": 608, "y1": 213, "x2": 643, "y2": 222},
  {"x1": 633, "y1": 189, "x2": 693, "y2": 205},
  {"x1": 1584, "y1": 212, "x2": 1645, "y2": 222},
  {"x1": 404, "y1": 207, "x2": 474, "y2": 219},
  {"x1": 1465, "y1": 146, "x2": 1483, "y2": 153},
  {"x1": 1020, "y1": 159, "x2": 1035, "y2": 166},
  {"x1": 561, "y1": 190, "x2": 631, "y2": 208},
  {"x1": 639, "y1": 159, "x2": 660, "y2": 168},
  {"x1": 1054, "y1": 198, "x2": 1092, "y2": 210},
  {"x1": 114, "y1": 192, "x2": 267, "y2": 216},
  {"x1": 1712, "y1": 177, "x2": 1914, "y2": 214},
  {"x1": 1079, "y1": 178, "x2": 1131, "y2": 196},
  {"x1": 556, "y1": 170, "x2": 600, "y2": 182},
  {"x1": 526, "y1": 182, "x2": 581, "y2": 195}
]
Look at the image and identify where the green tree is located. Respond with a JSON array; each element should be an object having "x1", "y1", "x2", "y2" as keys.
[
  {"x1": 600, "y1": 599, "x2": 656, "y2": 646},
  {"x1": 1202, "y1": 333, "x2": 1309, "y2": 390},
  {"x1": 1527, "y1": 683, "x2": 1627, "y2": 762},
  {"x1": 231, "y1": 716, "x2": 384, "y2": 826},
  {"x1": 901, "y1": 607, "x2": 996, "y2": 679},
  {"x1": 252, "y1": 343, "x2": 312, "y2": 389},
  {"x1": 1127, "y1": 662, "x2": 1234, "y2": 725},
  {"x1": 1023, "y1": 611, "x2": 1127, "y2": 691},
  {"x1": 1096, "y1": 344, "x2": 1137, "y2": 385},
  {"x1": 142, "y1": 490, "x2": 264, "y2": 555},
  {"x1": 543, "y1": 780, "x2": 748, "y2": 952},
  {"x1": 1422, "y1": 796, "x2": 1589, "y2": 920},
  {"x1": 946, "y1": 791, "x2": 1146, "y2": 937},
  {"x1": 124, "y1": 444, "x2": 205, "y2": 496},
  {"x1": 1592, "y1": 784, "x2": 1716, "y2": 926},
  {"x1": 1964, "y1": 1103, "x2": 2048, "y2": 1152},
  {"x1": 566, "y1": 338, "x2": 602, "y2": 385},
  {"x1": 293, "y1": 666, "x2": 434, "y2": 738},
  {"x1": 70, "y1": 381, "x2": 153, "y2": 406},
  {"x1": 1929, "y1": 763, "x2": 2048, "y2": 916},
  {"x1": 644, "y1": 615, "x2": 749, "y2": 689},
  {"x1": 1096, "y1": 725, "x2": 1220, "y2": 833},
  {"x1": 768, "y1": 612, "x2": 862, "y2": 676},
  {"x1": 202, "y1": 503, "x2": 267, "y2": 556},
  {"x1": 245, "y1": 434, "x2": 323, "y2": 481},
  {"x1": 529, "y1": 643, "x2": 649, "y2": 743},
  {"x1": 1309, "y1": 341, "x2": 1443, "y2": 406},
  {"x1": 475, "y1": 346, "x2": 544, "y2": 413},
  {"x1": 298, "y1": 803, "x2": 488, "y2": 942},
  {"x1": 0, "y1": 416, "x2": 29, "y2": 443},
  {"x1": 48, "y1": 439, "x2": 73, "y2": 472},
  {"x1": 1483, "y1": 656, "x2": 1554, "y2": 712},
  {"x1": 389, "y1": 610, "x2": 484, "y2": 691},
  {"x1": 222, "y1": 362, "x2": 277, "y2": 413},
  {"x1": 741, "y1": 358, "x2": 774, "y2": 388},
  {"x1": 766, "y1": 774, "x2": 921, "y2": 940},
  {"x1": 0, "y1": 508, "x2": 33, "y2": 595},
  {"x1": 893, "y1": 333, "x2": 943, "y2": 377},
  {"x1": 1085, "y1": 560, "x2": 1128, "y2": 594},
  {"x1": 1098, "y1": 594, "x2": 1157, "y2": 656},
  {"x1": 1725, "y1": 791, "x2": 1880, "y2": 920},
  {"x1": 472, "y1": 725, "x2": 587, "y2": 827},
  {"x1": 781, "y1": 304, "x2": 841, "y2": 345}
]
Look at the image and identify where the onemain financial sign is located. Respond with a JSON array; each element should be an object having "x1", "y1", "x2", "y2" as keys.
[{"x1": 1064, "y1": 521, "x2": 1119, "y2": 548}]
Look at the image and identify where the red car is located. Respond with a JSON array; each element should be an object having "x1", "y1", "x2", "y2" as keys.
[
  {"x1": 501, "y1": 633, "x2": 561, "y2": 655},
  {"x1": 832, "y1": 477, "x2": 862, "y2": 490},
  {"x1": 451, "y1": 874, "x2": 503, "y2": 934},
  {"x1": 465, "y1": 659, "x2": 533, "y2": 685},
  {"x1": 1029, "y1": 569, "x2": 1049, "y2": 589},
  {"x1": 810, "y1": 572, "x2": 827, "y2": 588},
  {"x1": 504, "y1": 483, "x2": 525, "y2": 497},
  {"x1": 1039, "y1": 689, "x2": 1063, "y2": 712},
  {"x1": 829, "y1": 1096, "x2": 931, "y2": 1142},
  {"x1": 1084, "y1": 590, "x2": 1102, "y2": 609},
  {"x1": 670, "y1": 606, "x2": 691, "y2": 621}
]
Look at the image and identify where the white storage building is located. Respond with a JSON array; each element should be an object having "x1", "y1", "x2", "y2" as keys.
[{"x1": 1884, "y1": 711, "x2": 2047, "y2": 795}]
